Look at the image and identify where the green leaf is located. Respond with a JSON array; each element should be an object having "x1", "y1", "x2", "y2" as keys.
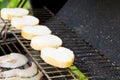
[
  {"x1": 0, "y1": 0, "x2": 30, "y2": 9},
  {"x1": 69, "y1": 66, "x2": 89, "y2": 80},
  {"x1": 0, "y1": 0, "x2": 9, "y2": 9},
  {"x1": 0, "y1": 0, "x2": 3, "y2": 2},
  {"x1": 7, "y1": 0, "x2": 20, "y2": 8},
  {"x1": 24, "y1": 1, "x2": 30, "y2": 9}
]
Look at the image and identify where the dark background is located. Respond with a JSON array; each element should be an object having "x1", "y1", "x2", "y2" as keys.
[{"x1": 29, "y1": 0, "x2": 67, "y2": 13}]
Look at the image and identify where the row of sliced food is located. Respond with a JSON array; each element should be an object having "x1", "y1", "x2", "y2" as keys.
[{"x1": 0, "y1": 7, "x2": 75, "y2": 79}]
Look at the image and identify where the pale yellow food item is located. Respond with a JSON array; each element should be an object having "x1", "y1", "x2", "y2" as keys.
[
  {"x1": 0, "y1": 62, "x2": 37, "y2": 77},
  {"x1": 1, "y1": 8, "x2": 29, "y2": 20},
  {"x1": 21, "y1": 25, "x2": 52, "y2": 40},
  {"x1": 0, "y1": 53, "x2": 28, "y2": 68},
  {"x1": 41, "y1": 47, "x2": 75, "y2": 68},
  {"x1": 30, "y1": 35, "x2": 62, "y2": 50},
  {"x1": 11, "y1": 15, "x2": 39, "y2": 29}
]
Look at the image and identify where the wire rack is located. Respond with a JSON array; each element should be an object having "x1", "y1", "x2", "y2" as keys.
[
  {"x1": 43, "y1": 17, "x2": 120, "y2": 80},
  {"x1": 12, "y1": 30, "x2": 78, "y2": 80}
]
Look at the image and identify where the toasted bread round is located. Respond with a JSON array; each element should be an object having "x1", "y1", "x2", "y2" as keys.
[
  {"x1": 41, "y1": 47, "x2": 75, "y2": 68},
  {"x1": 11, "y1": 15, "x2": 39, "y2": 29},
  {"x1": 30, "y1": 35, "x2": 62, "y2": 50},
  {"x1": 21, "y1": 25, "x2": 52, "y2": 40},
  {"x1": 1, "y1": 8, "x2": 29, "y2": 20}
]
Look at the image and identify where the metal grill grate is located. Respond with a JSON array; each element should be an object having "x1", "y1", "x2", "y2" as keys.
[
  {"x1": 11, "y1": 30, "x2": 78, "y2": 80},
  {"x1": 0, "y1": 34, "x2": 25, "y2": 55},
  {"x1": 43, "y1": 17, "x2": 120, "y2": 80},
  {"x1": 0, "y1": 34, "x2": 37, "y2": 79},
  {"x1": 31, "y1": 7, "x2": 53, "y2": 23}
]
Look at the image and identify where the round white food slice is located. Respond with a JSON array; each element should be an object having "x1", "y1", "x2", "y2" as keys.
[
  {"x1": 21, "y1": 71, "x2": 43, "y2": 80},
  {"x1": 30, "y1": 35, "x2": 62, "y2": 50},
  {"x1": 1, "y1": 8, "x2": 12, "y2": 20},
  {"x1": 11, "y1": 15, "x2": 39, "y2": 29},
  {"x1": 4, "y1": 71, "x2": 43, "y2": 80},
  {"x1": 21, "y1": 25, "x2": 52, "y2": 40},
  {"x1": 0, "y1": 62, "x2": 37, "y2": 77},
  {"x1": 1, "y1": 8, "x2": 29, "y2": 20},
  {"x1": 0, "y1": 53, "x2": 28, "y2": 68},
  {"x1": 19, "y1": 62, "x2": 37, "y2": 77},
  {"x1": 41, "y1": 47, "x2": 75, "y2": 68}
]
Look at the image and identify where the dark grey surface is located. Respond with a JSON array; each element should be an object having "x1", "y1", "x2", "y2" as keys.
[{"x1": 57, "y1": 0, "x2": 120, "y2": 66}]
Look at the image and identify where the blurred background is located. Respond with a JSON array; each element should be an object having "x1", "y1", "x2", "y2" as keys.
[{"x1": 0, "y1": 0, "x2": 30, "y2": 9}]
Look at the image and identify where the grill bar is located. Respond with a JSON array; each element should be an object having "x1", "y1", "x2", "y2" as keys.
[
  {"x1": 0, "y1": 44, "x2": 7, "y2": 55},
  {"x1": 0, "y1": 37, "x2": 23, "y2": 55},
  {"x1": 31, "y1": 7, "x2": 53, "y2": 23}
]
